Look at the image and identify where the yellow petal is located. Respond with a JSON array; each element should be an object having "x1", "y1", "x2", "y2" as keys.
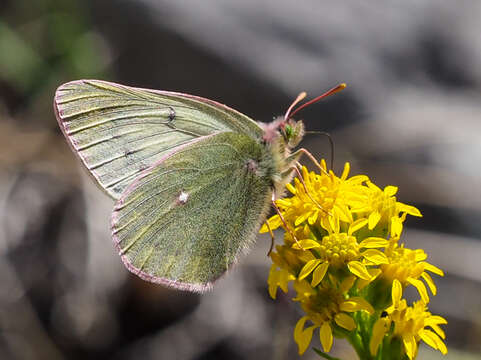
[
  {"x1": 302, "y1": 166, "x2": 309, "y2": 180},
  {"x1": 298, "y1": 250, "x2": 316, "y2": 263},
  {"x1": 363, "y1": 269, "x2": 381, "y2": 288},
  {"x1": 359, "y1": 237, "x2": 389, "y2": 248},
  {"x1": 370, "y1": 318, "x2": 387, "y2": 355},
  {"x1": 268, "y1": 215, "x2": 283, "y2": 228},
  {"x1": 435, "y1": 337, "x2": 448, "y2": 355},
  {"x1": 340, "y1": 297, "x2": 374, "y2": 314},
  {"x1": 407, "y1": 278, "x2": 429, "y2": 303},
  {"x1": 311, "y1": 262, "x2": 329, "y2": 287},
  {"x1": 414, "y1": 249, "x2": 428, "y2": 261},
  {"x1": 259, "y1": 224, "x2": 269, "y2": 233},
  {"x1": 367, "y1": 180, "x2": 382, "y2": 192},
  {"x1": 390, "y1": 216, "x2": 403, "y2": 238},
  {"x1": 294, "y1": 316, "x2": 308, "y2": 343},
  {"x1": 348, "y1": 174, "x2": 369, "y2": 184},
  {"x1": 392, "y1": 279, "x2": 402, "y2": 307},
  {"x1": 298, "y1": 259, "x2": 322, "y2": 280},
  {"x1": 429, "y1": 324, "x2": 446, "y2": 339},
  {"x1": 348, "y1": 261, "x2": 372, "y2": 280},
  {"x1": 336, "y1": 204, "x2": 353, "y2": 223},
  {"x1": 421, "y1": 272, "x2": 437, "y2": 296},
  {"x1": 294, "y1": 317, "x2": 316, "y2": 355},
  {"x1": 384, "y1": 185, "x2": 398, "y2": 197},
  {"x1": 328, "y1": 214, "x2": 340, "y2": 233},
  {"x1": 259, "y1": 215, "x2": 282, "y2": 233},
  {"x1": 356, "y1": 278, "x2": 371, "y2": 291},
  {"x1": 292, "y1": 239, "x2": 321, "y2": 250},
  {"x1": 298, "y1": 325, "x2": 316, "y2": 355},
  {"x1": 267, "y1": 266, "x2": 280, "y2": 299},
  {"x1": 308, "y1": 211, "x2": 318, "y2": 225},
  {"x1": 334, "y1": 313, "x2": 356, "y2": 330},
  {"x1": 295, "y1": 212, "x2": 310, "y2": 226},
  {"x1": 348, "y1": 218, "x2": 369, "y2": 235},
  {"x1": 286, "y1": 183, "x2": 296, "y2": 194},
  {"x1": 270, "y1": 252, "x2": 284, "y2": 267},
  {"x1": 293, "y1": 279, "x2": 315, "y2": 299},
  {"x1": 275, "y1": 199, "x2": 290, "y2": 207},
  {"x1": 368, "y1": 211, "x2": 381, "y2": 230},
  {"x1": 339, "y1": 275, "x2": 356, "y2": 293},
  {"x1": 427, "y1": 315, "x2": 448, "y2": 326},
  {"x1": 320, "y1": 322, "x2": 333, "y2": 352},
  {"x1": 403, "y1": 334, "x2": 417, "y2": 360},
  {"x1": 320, "y1": 217, "x2": 331, "y2": 232},
  {"x1": 423, "y1": 262, "x2": 444, "y2": 276},
  {"x1": 320, "y1": 159, "x2": 327, "y2": 171},
  {"x1": 420, "y1": 329, "x2": 447, "y2": 354},
  {"x1": 341, "y1": 162, "x2": 350, "y2": 180},
  {"x1": 279, "y1": 269, "x2": 294, "y2": 293},
  {"x1": 362, "y1": 249, "x2": 388, "y2": 264},
  {"x1": 397, "y1": 202, "x2": 422, "y2": 217}
]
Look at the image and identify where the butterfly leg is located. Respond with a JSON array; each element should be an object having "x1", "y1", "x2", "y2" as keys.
[
  {"x1": 286, "y1": 148, "x2": 329, "y2": 174},
  {"x1": 286, "y1": 164, "x2": 332, "y2": 217},
  {"x1": 271, "y1": 192, "x2": 303, "y2": 250},
  {"x1": 264, "y1": 219, "x2": 275, "y2": 256}
]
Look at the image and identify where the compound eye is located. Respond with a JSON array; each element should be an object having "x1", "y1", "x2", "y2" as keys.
[{"x1": 284, "y1": 124, "x2": 293, "y2": 139}]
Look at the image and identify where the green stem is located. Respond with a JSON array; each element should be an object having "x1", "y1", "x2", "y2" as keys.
[
  {"x1": 347, "y1": 312, "x2": 377, "y2": 360},
  {"x1": 313, "y1": 348, "x2": 342, "y2": 360},
  {"x1": 347, "y1": 331, "x2": 367, "y2": 359}
]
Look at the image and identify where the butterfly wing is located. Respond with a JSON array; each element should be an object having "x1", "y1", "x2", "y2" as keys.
[
  {"x1": 111, "y1": 132, "x2": 273, "y2": 292},
  {"x1": 54, "y1": 80, "x2": 263, "y2": 199}
]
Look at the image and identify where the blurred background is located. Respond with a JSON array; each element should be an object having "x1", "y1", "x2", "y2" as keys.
[{"x1": 1, "y1": 0, "x2": 480, "y2": 359}]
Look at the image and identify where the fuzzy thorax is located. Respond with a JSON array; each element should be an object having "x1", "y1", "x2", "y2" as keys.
[{"x1": 258, "y1": 117, "x2": 305, "y2": 195}]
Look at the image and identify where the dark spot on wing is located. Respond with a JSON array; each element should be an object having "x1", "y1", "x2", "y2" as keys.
[
  {"x1": 246, "y1": 159, "x2": 259, "y2": 174},
  {"x1": 168, "y1": 106, "x2": 176, "y2": 128}
]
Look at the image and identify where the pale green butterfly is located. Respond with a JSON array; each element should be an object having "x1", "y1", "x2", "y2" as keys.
[{"x1": 54, "y1": 80, "x2": 345, "y2": 292}]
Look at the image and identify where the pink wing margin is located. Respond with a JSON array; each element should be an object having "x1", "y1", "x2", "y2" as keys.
[{"x1": 54, "y1": 81, "x2": 107, "y2": 195}]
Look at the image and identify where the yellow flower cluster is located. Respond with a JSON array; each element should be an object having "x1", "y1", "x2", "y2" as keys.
[{"x1": 261, "y1": 160, "x2": 447, "y2": 359}]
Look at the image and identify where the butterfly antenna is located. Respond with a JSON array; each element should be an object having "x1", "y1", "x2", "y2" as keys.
[
  {"x1": 304, "y1": 131, "x2": 335, "y2": 170},
  {"x1": 284, "y1": 91, "x2": 307, "y2": 122},
  {"x1": 288, "y1": 83, "x2": 346, "y2": 120}
]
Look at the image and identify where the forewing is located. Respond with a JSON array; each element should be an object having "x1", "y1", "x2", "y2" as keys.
[
  {"x1": 111, "y1": 132, "x2": 273, "y2": 291},
  {"x1": 54, "y1": 79, "x2": 262, "y2": 199}
]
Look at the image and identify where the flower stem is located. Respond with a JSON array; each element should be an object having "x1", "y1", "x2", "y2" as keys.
[{"x1": 313, "y1": 348, "x2": 342, "y2": 360}]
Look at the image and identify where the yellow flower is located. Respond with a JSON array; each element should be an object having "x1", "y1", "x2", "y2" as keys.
[
  {"x1": 260, "y1": 160, "x2": 368, "y2": 234},
  {"x1": 292, "y1": 225, "x2": 389, "y2": 284},
  {"x1": 370, "y1": 280, "x2": 448, "y2": 359},
  {"x1": 350, "y1": 181, "x2": 422, "y2": 238},
  {"x1": 293, "y1": 277, "x2": 374, "y2": 354},
  {"x1": 263, "y1": 158, "x2": 447, "y2": 358},
  {"x1": 381, "y1": 242, "x2": 444, "y2": 303},
  {"x1": 267, "y1": 235, "x2": 315, "y2": 298},
  {"x1": 267, "y1": 264, "x2": 295, "y2": 299}
]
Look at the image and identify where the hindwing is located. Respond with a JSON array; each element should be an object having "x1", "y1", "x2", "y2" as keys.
[{"x1": 110, "y1": 132, "x2": 274, "y2": 291}]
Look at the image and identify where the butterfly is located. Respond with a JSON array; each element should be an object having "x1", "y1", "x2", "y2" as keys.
[{"x1": 54, "y1": 79, "x2": 344, "y2": 292}]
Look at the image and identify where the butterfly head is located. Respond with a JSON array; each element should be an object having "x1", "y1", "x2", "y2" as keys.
[
  {"x1": 267, "y1": 83, "x2": 346, "y2": 148},
  {"x1": 280, "y1": 118, "x2": 305, "y2": 148}
]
